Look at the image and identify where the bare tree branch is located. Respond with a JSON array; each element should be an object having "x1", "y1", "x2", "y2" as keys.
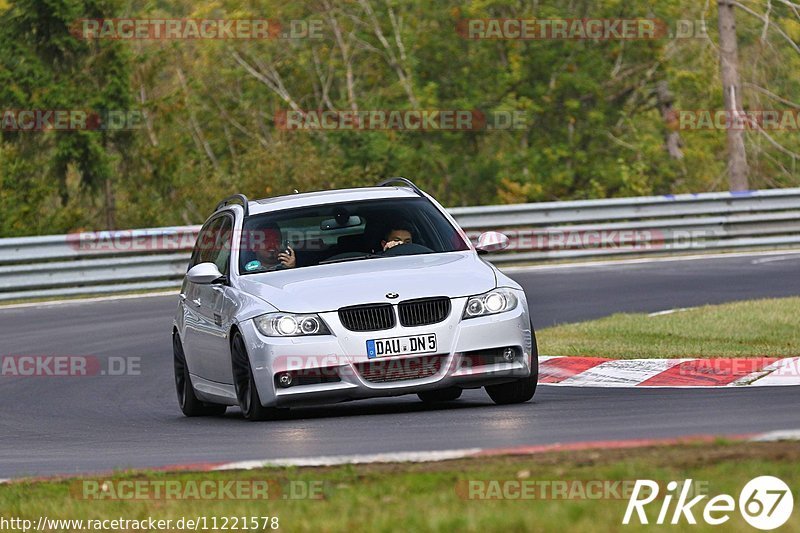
[
  {"x1": 752, "y1": 139, "x2": 796, "y2": 182},
  {"x1": 323, "y1": 0, "x2": 359, "y2": 113},
  {"x1": 311, "y1": 47, "x2": 336, "y2": 111},
  {"x1": 211, "y1": 95, "x2": 270, "y2": 149},
  {"x1": 743, "y1": 82, "x2": 800, "y2": 110},
  {"x1": 604, "y1": 131, "x2": 638, "y2": 151},
  {"x1": 761, "y1": 0, "x2": 772, "y2": 42},
  {"x1": 357, "y1": 0, "x2": 419, "y2": 107},
  {"x1": 773, "y1": 0, "x2": 800, "y2": 20},
  {"x1": 748, "y1": 124, "x2": 800, "y2": 160},
  {"x1": 138, "y1": 83, "x2": 159, "y2": 148},
  {"x1": 731, "y1": 0, "x2": 800, "y2": 54},
  {"x1": 387, "y1": 2, "x2": 408, "y2": 65},
  {"x1": 176, "y1": 65, "x2": 219, "y2": 170},
  {"x1": 230, "y1": 48, "x2": 302, "y2": 112},
  {"x1": 702, "y1": 0, "x2": 721, "y2": 52}
]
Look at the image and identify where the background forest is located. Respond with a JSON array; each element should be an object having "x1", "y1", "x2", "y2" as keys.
[{"x1": 1, "y1": 0, "x2": 799, "y2": 236}]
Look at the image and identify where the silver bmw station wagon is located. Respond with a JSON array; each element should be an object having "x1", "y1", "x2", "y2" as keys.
[{"x1": 173, "y1": 178, "x2": 538, "y2": 420}]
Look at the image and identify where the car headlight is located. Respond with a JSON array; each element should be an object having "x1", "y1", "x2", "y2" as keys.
[
  {"x1": 254, "y1": 313, "x2": 331, "y2": 337},
  {"x1": 462, "y1": 289, "x2": 518, "y2": 319}
]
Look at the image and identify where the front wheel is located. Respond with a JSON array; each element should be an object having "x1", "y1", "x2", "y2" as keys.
[
  {"x1": 173, "y1": 334, "x2": 227, "y2": 417},
  {"x1": 231, "y1": 331, "x2": 284, "y2": 421},
  {"x1": 485, "y1": 325, "x2": 539, "y2": 405}
]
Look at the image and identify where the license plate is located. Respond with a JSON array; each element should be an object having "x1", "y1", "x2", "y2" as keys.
[{"x1": 366, "y1": 333, "x2": 437, "y2": 359}]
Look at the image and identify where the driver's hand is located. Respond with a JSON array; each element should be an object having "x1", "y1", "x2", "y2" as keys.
[
  {"x1": 278, "y1": 246, "x2": 296, "y2": 268},
  {"x1": 383, "y1": 240, "x2": 403, "y2": 251}
]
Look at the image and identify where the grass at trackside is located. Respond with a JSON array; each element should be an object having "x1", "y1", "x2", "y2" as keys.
[
  {"x1": 538, "y1": 297, "x2": 800, "y2": 359},
  {"x1": 1, "y1": 441, "x2": 799, "y2": 532}
]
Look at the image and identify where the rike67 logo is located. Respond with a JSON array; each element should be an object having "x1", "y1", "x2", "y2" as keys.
[{"x1": 623, "y1": 476, "x2": 794, "y2": 530}]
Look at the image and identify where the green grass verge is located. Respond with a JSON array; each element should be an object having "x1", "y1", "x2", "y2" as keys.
[
  {"x1": 1, "y1": 441, "x2": 798, "y2": 532},
  {"x1": 538, "y1": 297, "x2": 800, "y2": 359}
]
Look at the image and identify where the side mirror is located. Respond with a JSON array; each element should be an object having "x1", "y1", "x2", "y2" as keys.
[
  {"x1": 187, "y1": 262, "x2": 225, "y2": 284},
  {"x1": 475, "y1": 231, "x2": 510, "y2": 254}
]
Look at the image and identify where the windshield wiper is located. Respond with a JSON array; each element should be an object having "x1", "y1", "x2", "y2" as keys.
[{"x1": 319, "y1": 253, "x2": 384, "y2": 265}]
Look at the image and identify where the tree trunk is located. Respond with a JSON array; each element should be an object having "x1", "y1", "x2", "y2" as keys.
[
  {"x1": 717, "y1": 0, "x2": 749, "y2": 191},
  {"x1": 104, "y1": 177, "x2": 116, "y2": 230},
  {"x1": 656, "y1": 81, "x2": 684, "y2": 160}
]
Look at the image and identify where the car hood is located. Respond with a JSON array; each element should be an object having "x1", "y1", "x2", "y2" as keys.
[{"x1": 236, "y1": 251, "x2": 497, "y2": 313}]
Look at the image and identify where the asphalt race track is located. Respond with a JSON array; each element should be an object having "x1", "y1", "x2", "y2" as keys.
[{"x1": 1, "y1": 252, "x2": 799, "y2": 478}]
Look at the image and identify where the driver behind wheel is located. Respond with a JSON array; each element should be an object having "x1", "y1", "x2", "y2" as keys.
[
  {"x1": 381, "y1": 221, "x2": 414, "y2": 251},
  {"x1": 243, "y1": 225, "x2": 296, "y2": 271}
]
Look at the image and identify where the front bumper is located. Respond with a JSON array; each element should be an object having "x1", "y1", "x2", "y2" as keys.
[{"x1": 238, "y1": 294, "x2": 535, "y2": 407}]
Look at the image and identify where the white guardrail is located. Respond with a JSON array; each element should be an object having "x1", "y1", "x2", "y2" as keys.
[{"x1": 0, "y1": 188, "x2": 799, "y2": 302}]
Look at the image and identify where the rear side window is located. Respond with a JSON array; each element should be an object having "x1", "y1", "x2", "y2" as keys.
[
  {"x1": 210, "y1": 216, "x2": 234, "y2": 274},
  {"x1": 189, "y1": 215, "x2": 234, "y2": 274}
]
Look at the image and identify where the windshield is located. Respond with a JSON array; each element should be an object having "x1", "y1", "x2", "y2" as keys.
[{"x1": 238, "y1": 197, "x2": 470, "y2": 275}]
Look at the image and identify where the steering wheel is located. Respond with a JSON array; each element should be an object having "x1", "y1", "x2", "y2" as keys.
[{"x1": 381, "y1": 243, "x2": 434, "y2": 256}]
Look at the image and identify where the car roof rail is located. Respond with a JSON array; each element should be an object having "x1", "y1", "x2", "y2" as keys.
[
  {"x1": 215, "y1": 194, "x2": 249, "y2": 217},
  {"x1": 376, "y1": 177, "x2": 424, "y2": 197}
]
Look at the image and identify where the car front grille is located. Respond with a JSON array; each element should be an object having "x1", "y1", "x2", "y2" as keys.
[
  {"x1": 355, "y1": 355, "x2": 445, "y2": 383},
  {"x1": 398, "y1": 297, "x2": 451, "y2": 327},
  {"x1": 338, "y1": 303, "x2": 395, "y2": 332}
]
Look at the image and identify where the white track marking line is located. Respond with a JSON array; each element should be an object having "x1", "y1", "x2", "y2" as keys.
[
  {"x1": 747, "y1": 357, "x2": 800, "y2": 387},
  {"x1": 213, "y1": 449, "x2": 483, "y2": 470},
  {"x1": 0, "y1": 290, "x2": 179, "y2": 311},
  {"x1": 500, "y1": 249, "x2": 800, "y2": 272},
  {"x1": 538, "y1": 356, "x2": 562, "y2": 362},
  {"x1": 648, "y1": 308, "x2": 690, "y2": 317},
  {"x1": 3, "y1": 429, "x2": 800, "y2": 481},
  {"x1": 750, "y1": 429, "x2": 800, "y2": 442},
  {"x1": 558, "y1": 359, "x2": 687, "y2": 387},
  {"x1": 751, "y1": 255, "x2": 800, "y2": 264},
  {"x1": 214, "y1": 429, "x2": 800, "y2": 472}
]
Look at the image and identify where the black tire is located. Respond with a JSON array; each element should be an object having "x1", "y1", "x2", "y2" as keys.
[
  {"x1": 485, "y1": 325, "x2": 539, "y2": 405},
  {"x1": 173, "y1": 334, "x2": 227, "y2": 417},
  {"x1": 418, "y1": 387, "x2": 462, "y2": 402},
  {"x1": 231, "y1": 331, "x2": 283, "y2": 421}
]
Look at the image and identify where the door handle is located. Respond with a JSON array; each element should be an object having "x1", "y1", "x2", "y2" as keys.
[{"x1": 192, "y1": 298, "x2": 202, "y2": 307}]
